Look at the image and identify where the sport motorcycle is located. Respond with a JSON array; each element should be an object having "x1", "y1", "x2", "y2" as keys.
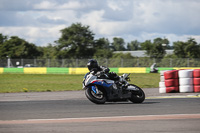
[{"x1": 82, "y1": 72, "x2": 145, "y2": 104}]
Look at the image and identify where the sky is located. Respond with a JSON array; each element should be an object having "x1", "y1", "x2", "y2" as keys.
[{"x1": 0, "y1": 0, "x2": 200, "y2": 46}]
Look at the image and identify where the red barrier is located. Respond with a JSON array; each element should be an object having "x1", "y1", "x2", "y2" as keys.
[
  {"x1": 193, "y1": 69, "x2": 200, "y2": 78},
  {"x1": 165, "y1": 79, "x2": 179, "y2": 87},
  {"x1": 193, "y1": 78, "x2": 200, "y2": 85},
  {"x1": 194, "y1": 86, "x2": 200, "y2": 92},
  {"x1": 164, "y1": 70, "x2": 179, "y2": 80},
  {"x1": 166, "y1": 87, "x2": 179, "y2": 93}
]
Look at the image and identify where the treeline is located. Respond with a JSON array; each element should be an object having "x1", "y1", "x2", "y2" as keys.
[{"x1": 0, "y1": 23, "x2": 200, "y2": 59}]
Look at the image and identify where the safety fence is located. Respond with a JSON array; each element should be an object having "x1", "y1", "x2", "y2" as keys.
[
  {"x1": 1, "y1": 58, "x2": 200, "y2": 68},
  {"x1": 1, "y1": 67, "x2": 200, "y2": 74}
]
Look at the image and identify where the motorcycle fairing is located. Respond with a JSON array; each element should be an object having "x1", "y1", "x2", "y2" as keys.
[{"x1": 91, "y1": 80, "x2": 112, "y2": 88}]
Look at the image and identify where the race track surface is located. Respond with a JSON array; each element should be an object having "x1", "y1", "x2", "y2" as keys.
[{"x1": 0, "y1": 89, "x2": 200, "y2": 133}]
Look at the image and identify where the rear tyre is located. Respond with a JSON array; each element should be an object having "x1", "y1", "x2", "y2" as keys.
[
  {"x1": 85, "y1": 87, "x2": 106, "y2": 104},
  {"x1": 128, "y1": 84, "x2": 145, "y2": 103}
]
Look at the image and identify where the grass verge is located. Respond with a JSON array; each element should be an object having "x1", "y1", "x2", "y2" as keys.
[{"x1": 0, "y1": 73, "x2": 160, "y2": 93}]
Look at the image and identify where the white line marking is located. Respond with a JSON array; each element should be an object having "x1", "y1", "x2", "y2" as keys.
[
  {"x1": 146, "y1": 95, "x2": 200, "y2": 99},
  {"x1": 0, "y1": 114, "x2": 200, "y2": 125}
]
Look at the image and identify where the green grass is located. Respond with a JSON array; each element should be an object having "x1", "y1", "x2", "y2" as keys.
[{"x1": 0, "y1": 73, "x2": 160, "y2": 93}]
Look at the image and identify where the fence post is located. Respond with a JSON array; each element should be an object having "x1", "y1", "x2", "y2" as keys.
[
  {"x1": 21, "y1": 59, "x2": 23, "y2": 67},
  {"x1": 34, "y1": 59, "x2": 37, "y2": 67},
  {"x1": 137, "y1": 58, "x2": 139, "y2": 67},
  {"x1": 62, "y1": 59, "x2": 65, "y2": 67},
  {"x1": 187, "y1": 58, "x2": 190, "y2": 67},
  {"x1": 121, "y1": 58, "x2": 123, "y2": 67},
  {"x1": 170, "y1": 58, "x2": 172, "y2": 67},
  {"x1": 48, "y1": 59, "x2": 50, "y2": 67},
  {"x1": 7, "y1": 57, "x2": 10, "y2": 68},
  {"x1": 76, "y1": 59, "x2": 78, "y2": 67}
]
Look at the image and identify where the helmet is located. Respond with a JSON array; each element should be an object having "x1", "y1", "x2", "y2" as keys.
[{"x1": 87, "y1": 59, "x2": 99, "y2": 71}]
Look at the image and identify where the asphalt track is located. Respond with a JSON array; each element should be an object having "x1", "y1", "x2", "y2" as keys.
[{"x1": 0, "y1": 89, "x2": 200, "y2": 133}]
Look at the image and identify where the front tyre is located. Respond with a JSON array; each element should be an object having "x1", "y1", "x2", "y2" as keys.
[
  {"x1": 85, "y1": 87, "x2": 106, "y2": 104},
  {"x1": 129, "y1": 84, "x2": 145, "y2": 103}
]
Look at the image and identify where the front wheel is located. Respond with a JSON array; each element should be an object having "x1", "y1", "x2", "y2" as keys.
[
  {"x1": 85, "y1": 87, "x2": 106, "y2": 104},
  {"x1": 128, "y1": 84, "x2": 145, "y2": 103}
]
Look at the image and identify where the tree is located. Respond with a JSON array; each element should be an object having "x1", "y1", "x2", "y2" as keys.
[
  {"x1": 0, "y1": 36, "x2": 41, "y2": 59},
  {"x1": 141, "y1": 37, "x2": 168, "y2": 58},
  {"x1": 162, "y1": 38, "x2": 172, "y2": 49},
  {"x1": 94, "y1": 37, "x2": 110, "y2": 49},
  {"x1": 111, "y1": 53, "x2": 133, "y2": 59},
  {"x1": 173, "y1": 41, "x2": 187, "y2": 58},
  {"x1": 93, "y1": 49, "x2": 113, "y2": 58},
  {"x1": 93, "y1": 38, "x2": 113, "y2": 58},
  {"x1": 0, "y1": 33, "x2": 8, "y2": 44},
  {"x1": 56, "y1": 23, "x2": 95, "y2": 58},
  {"x1": 127, "y1": 40, "x2": 141, "y2": 51},
  {"x1": 173, "y1": 38, "x2": 200, "y2": 58},
  {"x1": 186, "y1": 38, "x2": 200, "y2": 58},
  {"x1": 38, "y1": 44, "x2": 57, "y2": 59},
  {"x1": 111, "y1": 37, "x2": 125, "y2": 51}
]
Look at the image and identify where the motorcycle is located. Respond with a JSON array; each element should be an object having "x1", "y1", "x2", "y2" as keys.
[{"x1": 82, "y1": 72, "x2": 145, "y2": 104}]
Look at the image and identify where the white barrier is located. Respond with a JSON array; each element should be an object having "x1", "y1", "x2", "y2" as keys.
[{"x1": 178, "y1": 70, "x2": 194, "y2": 93}]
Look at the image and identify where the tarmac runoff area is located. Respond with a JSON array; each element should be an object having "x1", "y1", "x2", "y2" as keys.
[{"x1": 0, "y1": 88, "x2": 199, "y2": 102}]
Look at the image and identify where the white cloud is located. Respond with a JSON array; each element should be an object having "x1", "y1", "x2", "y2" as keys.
[
  {"x1": 33, "y1": 0, "x2": 93, "y2": 10},
  {"x1": 60, "y1": 1, "x2": 85, "y2": 9},
  {"x1": 0, "y1": 25, "x2": 66, "y2": 46},
  {"x1": 33, "y1": 1, "x2": 56, "y2": 10}
]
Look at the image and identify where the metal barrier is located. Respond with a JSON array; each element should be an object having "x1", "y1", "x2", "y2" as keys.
[{"x1": 0, "y1": 58, "x2": 200, "y2": 68}]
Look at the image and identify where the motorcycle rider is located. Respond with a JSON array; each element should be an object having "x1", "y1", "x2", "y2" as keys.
[
  {"x1": 150, "y1": 63, "x2": 158, "y2": 73},
  {"x1": 87, "y1": 59, "x2": 125, "y2": 83}
]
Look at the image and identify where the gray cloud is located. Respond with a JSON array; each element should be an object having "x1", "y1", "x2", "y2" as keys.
[
  {"x1": 37, "y1": 16, "x2": 67, "y2": 25},
  {"x1": 0, "y1": 0, "x2": 200, "y2": 46}
]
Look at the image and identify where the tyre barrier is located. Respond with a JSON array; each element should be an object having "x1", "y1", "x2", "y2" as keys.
[
  {"x1": 159, "y1": 87, "x2": 166, "y2": 93},
  {"x1": 160, "y1": 76, "x2": 165, "y2": 82},
  {"x1": 193, "y1": 78, "x2": 200, "y2": 85},
  {"x1": 159, "y1": 87, "x2": 179, "y2": 93},
  {"x1": 193, "y1": 69, "x2": 200, "y2": 78},
  {"x1": 166, "y1": 86, "x2": 179, "y2": 93},
  {"x1": 179, "y1": 70, "x2": 194, "y2": 93},
  {"x1": 159, "y1": 70, "x2": 169, "y2": 93},
  {"x1": 159, "y1": 81, "x2": 165, "y2": 88},
  {"x1": 194, "y1": 86, "x2": 200, "y2": 92},
  {"x1": 165, "y1": 79, "x2": 179, "y2": 87},
  {"x1": 159, "y1": 69, "x2": 200, "y2": 93},
  {"x1": 159, "y1": 70, "x2": 179, "y2": 93},
  {"x1": 179, "y1": 78, "x2": 193, "y2": 85},
  {"x1": 179, "y1": 85, "x2": 194, "y2": 93},
  {"x1": 193, "y1": 69, "x2": 200, "y2": 92},
  {"x1": 178, "y1": 69, "x2": 193, "y2": 78},
  {"x1": 164, "y1": 70, "x2": 179, "y2": 79}
]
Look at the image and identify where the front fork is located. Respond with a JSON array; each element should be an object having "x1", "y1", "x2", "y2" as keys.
[{"x1": 91, "y1": 85, "x2": 100, "y2": 94}]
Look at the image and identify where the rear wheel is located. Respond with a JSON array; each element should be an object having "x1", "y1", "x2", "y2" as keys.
[
  {"x1": 128, "y1": 84, "x2": 145, "y2": 103},
  {"x1": 85, "y1": 87, "x2": 106, "y2": 104}
]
